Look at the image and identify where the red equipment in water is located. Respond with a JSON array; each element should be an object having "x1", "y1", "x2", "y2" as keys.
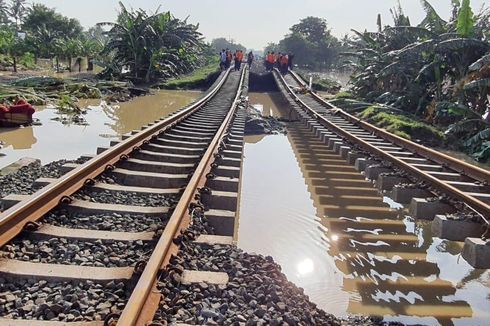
[{"x1": 0, "y1": 100, "x2": 35, "y2": 127}]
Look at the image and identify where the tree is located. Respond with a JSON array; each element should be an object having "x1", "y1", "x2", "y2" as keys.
[
  {"x1": 277, "y1": 17, "x2": 340, "y2": 69},
  {"x1": 100, "y1": 2, "x2": 205, "y2": 83},
  {"x1": 8, "y1": 0, "x2": 27, "y2": 28},
  {"x1": 0, "y1": 0, "x2": 9, "y2": 25},
  {"x1": 0, "y1": 26, "x2": 26, "y2": 71},
  {"x1": 81, "y1": 38, "x2": 103, "y2": 71},
  {"x1": 60, "y1": 38, "x2": 82, "y2": 72},
  {"x1": 211, "y1": 37, "x2": 246, "y2": 53},
  {"x1": 23, "y1": 4, "x2": 83, "y2": 40}
]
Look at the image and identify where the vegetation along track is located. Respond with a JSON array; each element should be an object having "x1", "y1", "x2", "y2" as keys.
[
  {"x1": 0, "y1": 67, "x2": 247, "y2": 324},
  {"x1": 274, "y1": 68, "x2": 490, "y2": 267}
]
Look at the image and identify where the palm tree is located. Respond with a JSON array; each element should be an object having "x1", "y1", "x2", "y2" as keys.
[
  {"x1": 0, "y1": 0, "x2": 9, "y2": 24},
  {"x1": 81, "y1": 38, "x2": 103, "y2": 71},
  {"x1": 60, "y1": 38, "x2": 82, "y2": 72},
  {"x1": 8, "y1": 0, "x2": 27, "y2": 29}
]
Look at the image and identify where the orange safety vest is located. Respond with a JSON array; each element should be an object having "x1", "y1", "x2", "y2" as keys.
[
  {"x1": 267, "y1": 54, "x2": 275, "y2": 63},
  {"x1": 281, "y1": 55, "x2": 288, "y2": 65},
  {"x1": 227, "y1": 52, "x2": 232, "y2": 61}
]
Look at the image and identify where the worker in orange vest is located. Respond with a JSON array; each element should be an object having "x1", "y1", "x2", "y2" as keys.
[
  {"x1": 266, "y1": 52, "x2": 275, "y2": 71},
  {"x1": 237, "y1": 50, "x2": 244, "y2": 71},
  {"x1": 226, "y1": 49, "x2": 233, "y2": 69}
]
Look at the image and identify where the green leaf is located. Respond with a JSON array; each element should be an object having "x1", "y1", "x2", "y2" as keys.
[
  {"x1": 464, "y1": 78, "x2": 490, "y2": 91},
  {"x1": 457, "y1": 0, "x2": 475, "y2": 37}
]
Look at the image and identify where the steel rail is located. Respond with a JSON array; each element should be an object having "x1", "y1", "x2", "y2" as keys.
[
  {"x1": 117, "y1": 67, "x2": 247, "y2": 326},
  {"x1": 288, "y1": 70, "x2": 490, "y2": 185},
  {"x1": 275, "y1": 69, "x2": 490, "y2": 221},
  {"x1": 0, "y1": 68, "x2": 232, "y2": 248}
]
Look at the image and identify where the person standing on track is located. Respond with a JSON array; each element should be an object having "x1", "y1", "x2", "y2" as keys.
[
  {"x1": 265, "y1": 51, "x2": 271, "y2": 71},
  {"x1": 280, "y1": 54, "x2": 289, "y2": 74},
  {"x1": 219, "y1": 49, "x2": 226, "y2": 70},
  {"x1": 247, "y1": 51, "x2": 254, "y2": 67},
  {"x1": 237, "y1": 50, "x2": 244, "y2": 71},
  {"x1": 268, "y1": 52, "x2": 276, "y2": 71},
  {"x1": 225, "y1": 49, "x2": 232, "y2": 69}
]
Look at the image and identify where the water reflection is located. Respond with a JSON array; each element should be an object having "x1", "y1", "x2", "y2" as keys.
[
  {"x1": 238, "y1": 93, "x2": 489, "y2": 326},
  {"x1": 0, "y1": 126, "x2": 36, "y2": 150},
  {"x1": 0, "y1": 90, "x2": 200, "y2": 169}
]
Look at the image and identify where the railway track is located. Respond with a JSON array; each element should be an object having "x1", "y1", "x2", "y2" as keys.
[
  {"x1": 273, "y1": 69, "x2": 490, "y2": 268},
  {"x1": 0, "y1": 67, "x2": 248, "y2": 324}
]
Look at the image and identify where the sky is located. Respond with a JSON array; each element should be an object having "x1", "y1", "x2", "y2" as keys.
[{"x1": 34, "y1": 0, "x2": 487, "y2": 50}]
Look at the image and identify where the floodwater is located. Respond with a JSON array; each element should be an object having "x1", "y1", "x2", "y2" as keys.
[
  {"x1": 238, "y1": 92, "x2": 490, "y2": 326},
  {"x1": 0, "y1": 90, "x2": 200, "y2": 169}
]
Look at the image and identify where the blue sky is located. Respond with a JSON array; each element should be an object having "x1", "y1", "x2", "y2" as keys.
[{"x1": 35, "y1": 0, "x2": 487, "y2": 49}]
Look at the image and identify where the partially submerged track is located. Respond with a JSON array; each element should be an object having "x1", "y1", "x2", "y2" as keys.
[
  {"x1": 0, "y1": 67, "x2": 247, "y2": 324},
  {"x1": 275, "y1": 69, "x2": 490, "y2": 223}
]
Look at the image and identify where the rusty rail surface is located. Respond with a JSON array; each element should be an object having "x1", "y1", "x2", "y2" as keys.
[
  {"x1": 0, "y1": 68, "x2": 232, "y2": 249},
  {"x1": 276, "y1": 69, "x2": 490, "y2": 221},
  {"x1": 288, "y1": 70, "x2": 490, "y2": 185},
  {"x1": 117, "y1": 67, "x2": 247, "y2": 325}
]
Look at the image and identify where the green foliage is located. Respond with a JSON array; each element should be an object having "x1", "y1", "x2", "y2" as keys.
[
  {"x1": 211, "y1": 38, "x2": 246, "y2": 53},
  {"x1": 19, "y1": 51, "x2": 35, "y2": 68},
  {"x1": 99, "y1": 2, "x2": 205, "y2": 83},
  {"x1": 419, "y1": 0, "x2": 447, "y2": 33},
  {"x1": 334, "y1": 91, "x2": 354, "y2": 99},
  {"x1": 457, "y1": 0, "x2": 475, "y2": 37},
  {"x1": 464, "y1": 129, "x2": 490, "y2": 162},
  {"x1": 270, "y1": 16, "x2": 342, "y2": 69},
  {"x1": 160, "y1": 56, "x2": 220, "y2": 89},
  {"x1": 359, "y1": 106, "x2": 444, "y2": 145}
]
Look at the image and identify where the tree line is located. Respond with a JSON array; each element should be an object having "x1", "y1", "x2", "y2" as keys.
[{"x1": 0, "y1": 1, "x2": 210, "y2": 83}]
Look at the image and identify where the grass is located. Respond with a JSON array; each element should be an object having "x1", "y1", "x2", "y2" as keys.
[
  {"x1": 160, "y1": 57, "x2": 220, "y2": 90},
  {"x1": 334, "y1": 91, "x2": 354, "y2": 99},
  {"x1": 358, "y1": 106, "x2": 445, "y2": 146}
]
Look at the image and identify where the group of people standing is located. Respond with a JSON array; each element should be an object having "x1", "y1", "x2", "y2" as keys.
[
  {"x1": 265, "y1": 52, "x2": 294, "y2": 73},
  {"x1": 219, "y1": 49, "x2": 255, "y2": 71}
]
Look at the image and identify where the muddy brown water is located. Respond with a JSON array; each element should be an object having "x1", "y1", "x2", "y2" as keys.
[
  {"x1": 238, "y1": 92, "x2": 490, "y2": 326},
  {"x1": 0, "y1": 90, "x2": 200, "y2": 169}
]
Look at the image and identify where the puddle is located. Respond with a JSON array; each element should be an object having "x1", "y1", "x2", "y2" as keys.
[
  {"x1": 0, "y1": 90, "x2": 200, "y2": 169},
  {"x1": 238, "y1": 93, "x2": 490, "y2": 326}
]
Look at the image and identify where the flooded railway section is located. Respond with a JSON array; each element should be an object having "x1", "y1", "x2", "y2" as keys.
[
  {"x1": 239, "y1": 92, "x2": 489, "y2": 326},
  {"x1": 0, "y1": 90, "x2": 200, "y2": 169}
]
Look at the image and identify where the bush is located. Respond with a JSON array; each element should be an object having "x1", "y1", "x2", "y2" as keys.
[{"x1": 19, "y1": 52, "x2": 36, "y2": 69}]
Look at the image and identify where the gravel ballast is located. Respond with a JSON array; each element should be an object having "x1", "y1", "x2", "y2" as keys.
[
  {"x1": 73, "y1": 189, "x2": 179, "y2": 207},
  {"x1": 1, "y1": 237, "x2": 155, "y2": 267},
  {"x1": 42, "y1": 209, "x2": 167, "y2": 233},
  {"x1": 152, "y1": 217, "x2": 381, "y2": 326},
  {"x1": 0, "y1": 277, "x2": 130, "y2": 322}
]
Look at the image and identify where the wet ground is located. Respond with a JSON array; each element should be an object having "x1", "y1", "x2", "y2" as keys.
[
  {"x1": 238, "y1": 92, "x2": 490, "y2": 326},
  {"x1": 0, "y1": 90, "x2": 200, "y2": 169}
]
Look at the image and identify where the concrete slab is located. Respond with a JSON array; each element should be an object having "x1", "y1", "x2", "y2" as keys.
[
  {"x1": 409, "y1": 198, "x2": 455, "y2": 220},
  {"x1": 195, "y1": 235, "x2": 233, "y2": 246},
  {"x1": 462, "y1": 238, "x2": 490, "y2": 268},
  {"x1": 391, "y1": 187, "x2": 432, "y2": 204},
  {"x1": 181, "y1": 270, "x2": 228, "y2": 285},
  {"x1": 431, "y1": 215, "x2": 484, "y2": 241},
  {"x1": 205, "y1": 209, "x2": 236, "y2": 236},
  {"x1": 32, "y1": 225, "x2": 154, "y2": 242},
  {"x1": 0, "y1": 260, "x2": 133, "y2": 281},
  {"x1": 113, "y1": 168, "x2": 188, "y2": 188}
]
